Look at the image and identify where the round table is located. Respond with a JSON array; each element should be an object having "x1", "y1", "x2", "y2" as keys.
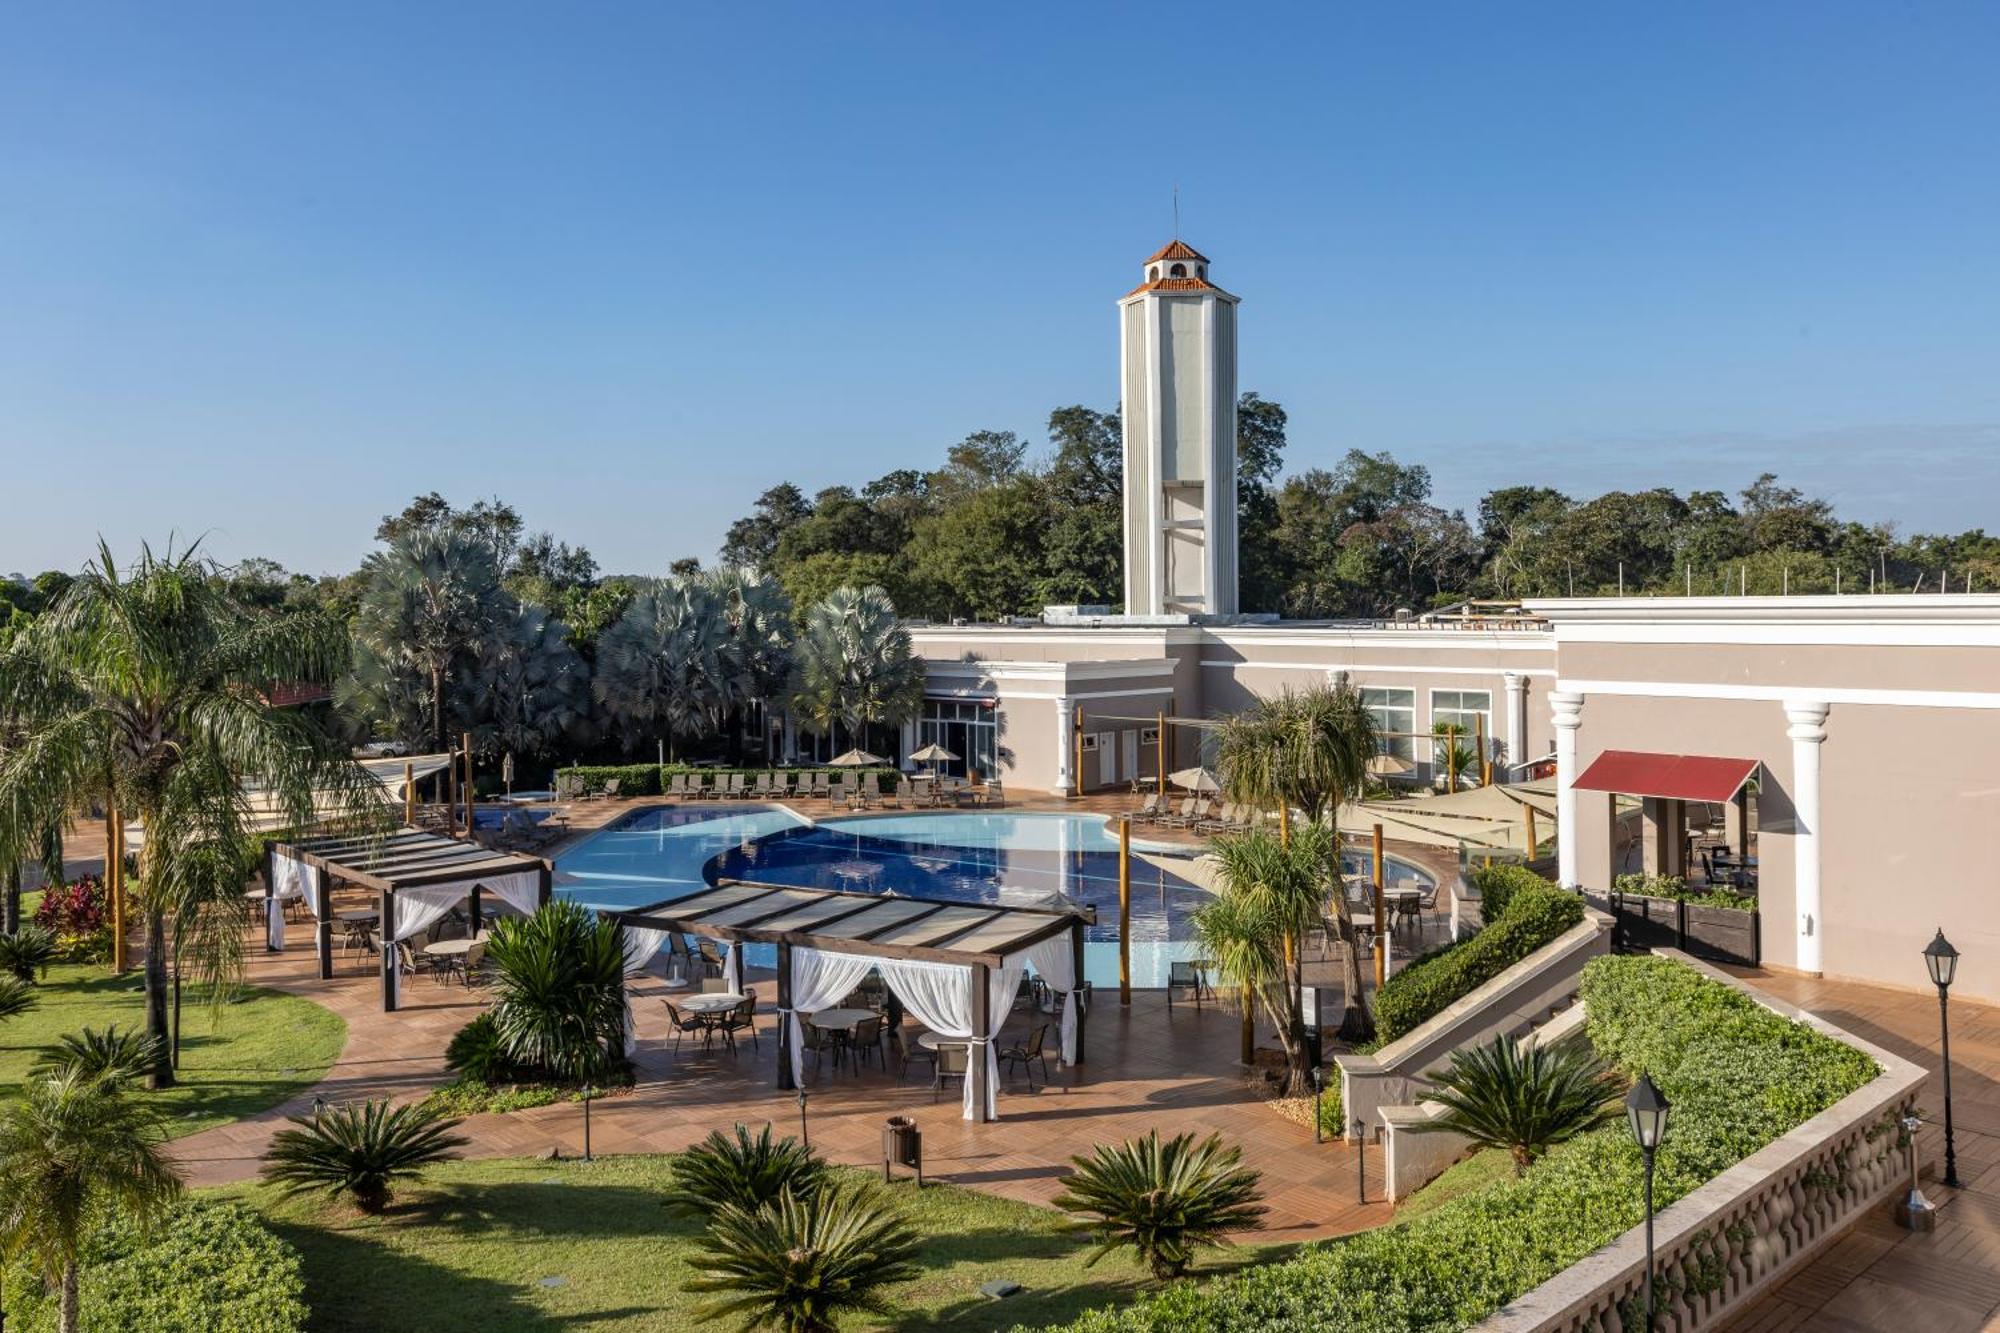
[
  {"x1": 807, "y1": 1007, "x2": 876, "y2": 1031},
  {"x1": 680, "y1": 992, "x2": 746, "y2": 1014},
  {"x1": 337, "y1": 910, "x2": 379, "y2": 924},
  {"x1": 423, "y1": 938, "x2": 476, "y2": 958},
  {"x1": 915, "y1": 1031, "x2": 970, "y2": 1051}
]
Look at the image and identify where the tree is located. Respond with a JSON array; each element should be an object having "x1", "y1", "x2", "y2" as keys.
[
  {"x1": 902, "y1": 478, "x2": 1048, "y2": 620},
  {"x1": 788, "y1": 587, "x2": 925, "y2": 754},
  {"x1": 343, "y1": 528, "x2": 510, "y2": 754},
  {"x1": 1213, "y1": 678, "x2": 1379, "y2": 1040},
  {"x1": 1051, "y1": 1130, "x2": 1265, "y2": 1281},
  {"x1": 1235, "y1": 391, "x2": 1289, "y2": 613},
  {"x1": 1196, "y1": 826, "x2": 1336, "y2": 1094},
  {"x1": 593, "y1": 577, "x2": 734, "y2": 756},
  {"x1": 928, "y1": 429, "x2": 1027, "y2": 500},
  {"x1": 688, "y1": 1183, "x2": 923, "y2": 1333},
  {"x1": 1413, "y1": 1034, "x2": 1624, "y2": 1174},
  {"x1": 0, "y1": 543, "x2": 376, "y2": 1086},
  {"x1": 720, "y1": 483, "x2": 813, "y2": 573},
  {"x1": 0, "y1": 1070, "x2": 183, "y2": 1333},
  {"x1": 464, "y1": 603, "x2": 592, "y2": 761},
  {"x1": 708, "y1": 568, "x2": 795, "y2": 760}
]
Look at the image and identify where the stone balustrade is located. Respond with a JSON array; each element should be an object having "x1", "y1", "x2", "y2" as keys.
[{"x1": 1477, "y1": 950, "x2": 1928, "y2": 1332}]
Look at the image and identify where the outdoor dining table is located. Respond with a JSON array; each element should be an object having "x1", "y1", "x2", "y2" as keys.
[
  {"x1": 678, "y1": 991, "x2": 747, "y2": 1052},
  {"x1": 915, "y1": 1031, "x2": 969, "y2": 1052},
  {"x1": 422, "y1": 936, "x2": 479, "y2": 984},
  {"x1": 807, "y1": 1007, "x2": 875, "y2": 1030},
  {"x1": 337, "y1": 910, "x2": 379, "y2": 924}
]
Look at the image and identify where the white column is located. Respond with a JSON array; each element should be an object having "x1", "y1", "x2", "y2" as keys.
[
  {"x1": 1503, "y1": 671, "x2": 1528, "y2": 781},
  {"x1": 1053, "y1": 697, "x2": 1076, "y2": 796},
  {"x1": 782, "y1": 712, "x2": 798, "y2": 764},
  {"x1": 1550, "y1": 690, "x2": 1585, "y2": 888},
  {"x1": 899, "y1": 716, "x2": 917, "y2": 769},
  {"x1": 1786, "y1": 701, "x2": 1830, "y2": 975}
]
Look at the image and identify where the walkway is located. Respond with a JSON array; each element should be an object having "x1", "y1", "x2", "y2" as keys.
[
  {"x1": 1723, "y1": 969, "x2": 2000, "y2": 1332},
  {"x1": 170, "y1": 900, "x2": 1394, "y2": 1241}
]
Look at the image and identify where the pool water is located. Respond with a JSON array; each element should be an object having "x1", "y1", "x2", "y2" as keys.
[{"x1": 554, "y1": 806, "x2": 1433, "y2": 989}]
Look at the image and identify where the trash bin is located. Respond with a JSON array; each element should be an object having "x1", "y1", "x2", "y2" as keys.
[{"x1": 883, "y1": 1115, "x2": 922, "y2": 1183}]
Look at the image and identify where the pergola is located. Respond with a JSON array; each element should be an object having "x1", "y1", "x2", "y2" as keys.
[
  {"x1": 263, "y1": 827, "x2": 552, "y2": 1011},
  {"x1": 611, "y1": 878, "x2": 1095, "y2": 1123}
]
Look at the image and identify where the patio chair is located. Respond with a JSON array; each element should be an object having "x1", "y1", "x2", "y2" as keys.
[
  {"x1": 981, "y1": 780, "x2": 1004, "y2": 808},
  {"x1": 802, "y1": 1021, "x2": 839, "y2": 1077},
  {"x1": 931, "y1": 1042, "x2": 969, "y2": 1103},
  {"x1": 849, "y1": 1015, "x2": 884, "y2": 1070},
  {"x1": 1194, "y1": 801, "x2": 1235, "y2": 835},
  {"x1": 719, "y1": 995, "x2": 759, "y2": 1054},
  {"x1": 602, "y1": 777, "x2": 623, "y2": 801},
  {"x1": 897, "y1": 1028, "x2": 933, "y2": 1081},
  {"x1": 463, "y1": 938, "x2": 489, "y2": 986},
  {"x1": 892, "y1": 777, "x2": 915, "y2": 808},
  {"x1": 827, "y1": 777, "x2": 849, "y2": 807},
  {"x1": 696, "y1": 938, "x2": 725, "y2": 979},
  {"x1": 661, "y1": 1000, "x2": 710, "y2": 1059},
  {"x1": 807, "y1": 772, "x2": 830, "y2": 799},
  {"x1": 1166, "y1": 960, "x2": 1212, "y2": 1010},
  {"x1": 1163, "y1": 796, "x2": 1199, "y2": 828},
  {"x1": 1132, "y1": 793, "x2": 1162, "y2": 822},
  {"x1": 395, "y1": 941, "x2": 422, "y2": 979},
  {"x1": 1000, "y1": 1022, "x2": 1052, "y2": 1089}
]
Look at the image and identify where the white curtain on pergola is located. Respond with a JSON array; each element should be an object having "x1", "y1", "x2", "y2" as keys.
[
  {"x1": 874, "y1": 956, "x2": 1025, "y2": 1121},
  {"x1": 1013, "y1": 935, "x2": 1080, "y2": 1067},
  {"x1": 383, "y1": 884, "x2": 467, "y2": 1008},
  {"x1": 266, "y1": 852, "x2": 323, "y2": 955}
]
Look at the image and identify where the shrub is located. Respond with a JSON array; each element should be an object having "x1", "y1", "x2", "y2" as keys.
[
  {"x1": 1471, "y1": 862, "x2": 1548, "y2": 927},
  {"x1": 1051, "y1": 1131, "x2": 1267, "y2": 1281},
  {"x1": 0, "y1": 1201, "x2": 307, "y2": 1333},
  {"x1": 32, "y1": 1026, "x2": 162, "y2": 1092},
  {"x1": 0, "y1": 924, "x2": 57, "y2": 981},
  {"x1": 260, "y1": 1099, "x2": 468, "y2": 1213},
  {"x1": 33, "y1": 878, "x2": 112, "y2": 962},
  {"x1": 484, "y1": 901, "x2": 627, "y2": 1083},
  {"x1": 1371, "y1": 883, "x2": 1584, "y2": 1045},
  {"x1": 562, "y1": 763, "x2": 664, "y2": 796},
  {"x1": 0, "y1": 975, "x2": 36, "y2": 1022},
  {"x1": 1612, "y1": 871, "x2": 1757, "y2": 913},
  {"x1": 1413, "y1": 1033, "x2": 1624, "y2": 1173},
  {"x1": 1038, "y1": 956, "x2": 1881, "y2": 1333},
  {"x1": 443, "y1": 1011, "x2": 521, "y2": 1085},
  {"x1": 666, "y1": 1124, "x2": 827, "y2": 1218},
  {"x1": 687, "y1": 1181, "x2": 923, "y2": 1333}
]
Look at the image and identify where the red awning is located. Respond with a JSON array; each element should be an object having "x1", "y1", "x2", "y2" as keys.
[{"x1": 1573, "y1": 750, "x2": 1760, "y2": 803}]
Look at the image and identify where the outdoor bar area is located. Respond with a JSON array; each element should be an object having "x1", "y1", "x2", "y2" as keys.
[{"x1": 612, "y1": 880, "x2": 1095, "y2": 1123}]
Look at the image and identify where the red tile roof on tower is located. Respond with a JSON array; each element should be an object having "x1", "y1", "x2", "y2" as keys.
[
  {"x1": 1124, "y1": 275, "x2": 1222, "y2": 297},
  {"x1": 1144, "y1": 239, "x2": 1208, "y2": 263}
]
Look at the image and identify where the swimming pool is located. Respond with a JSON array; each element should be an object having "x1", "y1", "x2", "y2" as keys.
[{"x1": 554, "y1": 807, "x2": 1434, "y2": 988}]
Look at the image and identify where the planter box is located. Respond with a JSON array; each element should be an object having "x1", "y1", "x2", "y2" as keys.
[{"x1": 1607, "y1": 892, "x2": 1760, "y2": 966}]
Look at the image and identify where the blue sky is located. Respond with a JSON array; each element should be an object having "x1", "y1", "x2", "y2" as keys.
[{"x1": 5, "y1": 2, "x2": 1998, "y2": 577}]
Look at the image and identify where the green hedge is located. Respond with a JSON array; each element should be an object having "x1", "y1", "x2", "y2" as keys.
[
  {"x1": 1037, "y1": 955, "x2": 1880, "y2": 1333},
  {"x1": 2, "y1": 1200, "x2": 308, "y2": 1333},
  {"x1": 561, "y1": 763, "x2": 665, "y2": 795},
  {"x1": 1371, "y1": 882, "x2": 1584, "y2": 1046},
  {"x1": 1613, "y1": 872, "x2": 1758, "y2": 913},
  {"x1": 1471, "y1": 862, "x2": 1550, "y2": 927}
]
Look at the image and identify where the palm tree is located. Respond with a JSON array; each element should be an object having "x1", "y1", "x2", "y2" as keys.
[
  {"x1": 708, "y1": 569, "x2": 794, "y2": 761},
  {"x1": 665, "y1": 1124, "x2": 826, "y2": 1218},
  {"x1": 33, "y1": 1026, "x2": 164, "y2": 1093},
  {"x1": 788, "y1": 586, "x2": 924, "y2": 757},
  {"x1": 1052, "y1": 1130, "x2": 1266, "y2": 1281},
  {"x1": 466, "y1": 602, "x2": 592, "y2": 762},
  {"x1": 594, "y1": 577, "x2": 734, "y2": 756},
  {"x1": 483, "y1": 900, "x2": 627, "y2": 1081},
  {"x1": 0, "y1": 1070, "x2": 184, "y2": 1333},
  {"x1": 0, "y1": 543, "x2": 379, "y2": 1086},
  {"x1": 687, "y1": 1182, "x2": 922, "y2": 1333},
  {"x1": 1212, "y1": 677, "x2": 1379, "y2": 1040},
  {"x1": 1196, "y1": 826, "x2": 1333, "y2": 1096},
  {"x1": 1413, "y1": 1034, "x2": 1625, "y2": 1174},
  {"x1": 341, "y1": 528, "x2": 509, "y2": 755},
  {"x1": 260, "y1": 1098, "x2": 467, "y2": 1214}
]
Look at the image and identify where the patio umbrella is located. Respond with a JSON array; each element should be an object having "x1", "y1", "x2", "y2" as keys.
[
  {"x1": 828, "y1": 749, "x2": 885, "y2": 767},
  {"x1": 907, "y1": 742, "x2": 959, "y2": 775},
  {"x1": 1168, "y1": 766, "x2": 1221, "y2": 793}
]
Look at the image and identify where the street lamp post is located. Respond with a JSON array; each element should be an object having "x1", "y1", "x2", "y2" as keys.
[
  {"x1": 797, "y1": 1088, "x2": 810, "y2": 1150},
  {"x1": 580, "y1": 1085, "x2": 596, "y2": 1163},
  {"x1": 1924, "y1": 930, "x2": 1961, "y2": 1188},
  {"x1": 1311, "y1": 1067, "x2": 1325, "y2": 1145},
  {"x1": 1625, "y1": 1073, "x2": 1672, "y2": 1329}
]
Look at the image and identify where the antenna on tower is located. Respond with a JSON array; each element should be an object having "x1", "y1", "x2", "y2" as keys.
[{"x1": 1172, "y1": 184, "x2": 1180, "y2": 238}]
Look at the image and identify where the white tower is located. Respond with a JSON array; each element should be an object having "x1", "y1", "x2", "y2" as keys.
[{"x1": 1119, "y1": 240, "x2": 1239, "y2": 617}]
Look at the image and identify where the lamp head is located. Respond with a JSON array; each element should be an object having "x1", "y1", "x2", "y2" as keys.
[
  {"x1": 1625, "y1": 1073, "x2": 1671, "y2": 1152},
  {"x1": 1924, "y1": 930, "x2": 1959, "y2": 990}
]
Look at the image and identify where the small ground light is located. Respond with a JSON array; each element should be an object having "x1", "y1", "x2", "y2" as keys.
[
  {"x1": 1310, "y1": 1067, "x2": 1325, "y2": 1144},
  {"x1": 797, "y1": 1088, "x2": 810, "y2": 1148},
  {"x1": 580, "y1": 1085, "x2": 596, "y2": 1163},
  {"x1": 311, "y1": 1095, "x2": 325, "y2": 1122}
]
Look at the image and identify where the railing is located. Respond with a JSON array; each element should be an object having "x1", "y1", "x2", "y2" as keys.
[{"x1": 1477, "y1": 950, "x2": 1927, "y2": 1332}]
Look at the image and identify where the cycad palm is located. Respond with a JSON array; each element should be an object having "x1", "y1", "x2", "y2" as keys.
[
  {"x1": 1213, "y1": 676, "x2": 1379, "y2": 1039},
  {"x1": 665, "y1": 1123, "x2": 826, "y2": 1218},
  {"x1": 0, "y1": 542, "x2": 379, "y2": 1086},
  {"x1": 0, "y1": 1070, "x2": 184, "y2": 1333},
  {"x1": 260, "y1": 1098, "x2": 468, "y2": 1213},
  {"x1": 788, "y1": 586, "x2": 923, "y2": 755},
  {"x1": 33, "y1": 1026, "x2": 163, "y2": 1093},
  {"x1": 1415, "y1": 1034, "x2": 1626, "y2": 1173},
  {"x1": 687, "y1": 1182, "x2": 922, "y2": 1333},
  {"x1": 1052, "y1": 1130, "x2": 1266, "y2": 1281}
]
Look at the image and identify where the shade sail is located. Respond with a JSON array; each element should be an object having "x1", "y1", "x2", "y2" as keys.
[{"x1": 1573, "y1": 750, "x2": 1759, "y2": 803}]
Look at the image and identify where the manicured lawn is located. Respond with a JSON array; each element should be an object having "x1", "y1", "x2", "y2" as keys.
[
  {"x1": 216, "y1": 1156, "x2": 1284, "y2": 1332},
  {"x1": 0, "y1": 962, "x2": 346, "y2": 1138}
]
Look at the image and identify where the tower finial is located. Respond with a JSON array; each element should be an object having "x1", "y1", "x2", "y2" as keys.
[{"x1": 1173, "y1": 184, "x2": 1180, "y2": 238}]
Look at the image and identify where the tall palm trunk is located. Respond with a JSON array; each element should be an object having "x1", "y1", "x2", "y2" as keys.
[
  {"x1": 1328, "y1": 841, "x2": 1374, "y2": 1042},
  {"x1": 61, "y1": 1257, "x2": 80, "y2": 1333},
  {"x1": 144, "y1": 905, "x2": 173, "y2": 1088},
  {"x1": 4, "y1": 859, "x2": 18, "y2": 934}
]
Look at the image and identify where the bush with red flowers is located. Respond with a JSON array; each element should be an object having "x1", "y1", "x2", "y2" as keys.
[{"x1": 32, "y1": 875, "x2": 113, "y2": 963}]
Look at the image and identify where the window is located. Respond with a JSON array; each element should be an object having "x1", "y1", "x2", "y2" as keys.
[
  {"x1": 1169, "y1": 262, "x2": 1187, "y2": 277},
  {"x1": 1431, "y1": 689, "x2": 1493, "y2": 780},
  {"x1": 1362, "y1": 687, "x2": 1415, "y2": 761},
  {"x1": 1148, "y1": 265, "x2": 1160, "y2": 280},
  {"x1": 919, "y1": 698, "x2": 998, "y2": 779}
]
